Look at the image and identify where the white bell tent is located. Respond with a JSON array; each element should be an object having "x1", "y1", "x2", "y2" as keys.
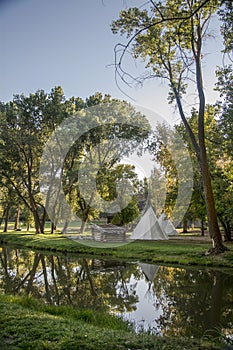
[
  {"x1": 158, "y1": 213, "x2": 178, "y2": 236},
  {"x1": 131, "y1": 206, "x2": 168, "y2": 240}
]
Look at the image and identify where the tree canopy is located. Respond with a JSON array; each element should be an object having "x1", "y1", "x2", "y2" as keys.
[{"x1": 111, "y1": 0, "x2": 232, "y2": 252}]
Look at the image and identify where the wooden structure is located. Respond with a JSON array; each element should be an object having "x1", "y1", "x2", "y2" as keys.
[{"x1": 91, "y1": 224, "x2": 126, "y2": 243}]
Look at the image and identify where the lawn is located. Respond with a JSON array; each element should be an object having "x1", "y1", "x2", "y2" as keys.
[
  {"x1": 0, "y1": 231, "x2": 233, "y2": 268},
  {"x1": 0, "y1": 231, "x2": 232, "y2": 349},
  {"x1": 0, "y1": 294, "x2": 225, "y2": 350}
]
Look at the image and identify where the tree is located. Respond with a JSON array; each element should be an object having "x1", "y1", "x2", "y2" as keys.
[
  {"x1": 215, "y1": 1, "x2": 233, "y2": 239},
  {"x1": 215, "y1": 65, "x2": 233, "y2": 159},
  {"x1": 149, "y1": 123, "x2": 179, "y2": 220},
  {"x1": 60, "y1": 94, "x2": 150, "y2": 233},
  {"x1": 218, "y1": 0, "x2": 233, "y2": 58},
  {"x1": 0, "y1": 93, "x2": 42, "y2": 233},
  {"x1": 176, "y1": 103, "x2": 233, "y2": 240},
  {"x1": 148, "y1": 120, "x2": 194, "y2": 231},
  {"x1": 0, "y1": 87, "x2": 69, "y2": 233},
  {"x1": 103, "y1": 164, "x2": 140, "y2": 226},
  {"x1": 214, "y1": 66, "x2": 233, "y2": 240},
  {"x1": 176, "y1": 105, "x2": 232, "y2": 237},
  {"x1": 111, "y1": 0, "x2": 227, "y2": 253}
]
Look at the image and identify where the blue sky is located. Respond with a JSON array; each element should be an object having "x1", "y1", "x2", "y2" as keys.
[{"x1": 0, "y1": 0, "x2": 224, "y2": 122}]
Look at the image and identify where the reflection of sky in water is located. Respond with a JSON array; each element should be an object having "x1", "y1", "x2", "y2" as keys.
[
  {"x1": 120, "y1": 276, "x2": 163, "y2": 333},
  {"x1": 0, "y1": 248, "x2": 233, "y2": 340}
]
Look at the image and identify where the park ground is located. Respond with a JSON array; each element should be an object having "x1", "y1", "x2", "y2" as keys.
[
  {"x1": 0, "y1": 229, "x2": 233, "y2": 268},
  {"x1": 0, "y1": 229, "x2": 233, "y2": 349},
  {"x1": 0, "y1": 293, "x2": 228, "y2": 350}
]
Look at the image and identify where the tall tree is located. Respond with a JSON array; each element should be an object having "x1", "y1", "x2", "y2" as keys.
[
  {"x1": 215, "y1": 1, "x2": 233, "y2": 239},
  {"x1": 0, "y1": 87, "x2": 68, "y2": 233},
  {"x1": 177, "y1": 104, "x2": 233, "y2": 239},
  {"x1": 218, "y1": 0, "x2": 233, "y2": 58},
  {"x1": 111, "y1": 0, "x2": 227, "y2": 253},
  {"x1": 62, "y1": 94, "x2": 150, "y2": 232}
]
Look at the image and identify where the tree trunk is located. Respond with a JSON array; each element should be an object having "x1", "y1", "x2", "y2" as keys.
[
  {"x1": 0, "y1": 208, "x2": 7, "y2": 227},
  {"x1": 225, "y1": 222, "x2": 232, "y2": 241},
  {"x1": 40, "y1": 206, "x2": 47, "y2": 233},
  {"x1": 80, "y1": 208, "x2": 91, "y2": 234},
  {"x1": 219, "y1": 218, "x2": 232, "y2": 241},
  {"x1": 51, "y1": 222, "x2": 56, "y2": 234},
  {"x1": 201, "y1": 219, "x2": 205, "y2": 236},
  {"x1": 199, "y1": 149, "x2": 224, "y2": 250},
  {"x1": 29, "y1": 196, "x2": 43, "y2": 234},
  {"x1": 61, "y1": 220, "x2": 69, "y2": 234},
  {"x1": 195, "y1": 43, "x2": 226, "y2": 253},
  {"x1": 3, "y1": 206, "x2": 10, "y2": 232},
  {"x1": 80, "y1": 220, "x2": 87, "y2": 234},
  {"x1": 27, "y1": 164, "x2": 44, "y2": 233},
  {"x1": 182, "y1": 218, "x2": 188, "y2": 233},
  {"x1": 192, "y1": 22, "x2": 226, "y2": 254},
  {"x1": 32, "y1": 208, "x2": 41, "y2": 234},
  {"x1": 14, "y1": 206, "x2": 20, "y2": 230}
]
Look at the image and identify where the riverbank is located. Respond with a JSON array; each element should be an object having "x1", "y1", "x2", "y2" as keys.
[
  {"x1": 0, "y1": 294, "x2": 224, "y2": 350},
  {"x1": 0, "y1": 232, "x2": 233, "y2": 268}
]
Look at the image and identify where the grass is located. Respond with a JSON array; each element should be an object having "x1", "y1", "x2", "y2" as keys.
[
  {"x1": 0, "y1": 294, "x2": 224, "y2": 350},
  {"x1": 0, "y1": 230, "x2": 232, "y2": 349},
  {"x1": 0, "y1": 231, "x2": 233, "y2": 268}
]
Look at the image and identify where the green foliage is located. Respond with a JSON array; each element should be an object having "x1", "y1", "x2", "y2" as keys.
[
  {"x1": 218, "y1": 0, "x2": 233, "y2": 54},
  {"x1": 176, "y1": 104, "x2": 233, "y2": 238},
  {"x1": 149, "y1": 123, "x2": 179, "y2": 217},
  {"x1": 0, "y1": 87, "x2": 70, "y2": 233},
  {"x1": 215, "y1": 65, "x2": 233, "y2": 154},
  {"x1": 111, "y1": 0, "x2": 230, "y2": 252},
  {"x1": 111, "y1": 195, "x2": 140, "y2": 226},
  {"x1": 112, "y1": 0, "x2": 220, "y2": 101},
  {"x1": 62, "y1": 98, "x2": 150, "y2": 228},
  {"x1": 0, "y1": 89, "x2": 150, "y2": 234}
]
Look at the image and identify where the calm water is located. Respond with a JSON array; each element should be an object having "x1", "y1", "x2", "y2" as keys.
[{"x1": 0, "y1": 246, "x2": 233, "y2": 338}]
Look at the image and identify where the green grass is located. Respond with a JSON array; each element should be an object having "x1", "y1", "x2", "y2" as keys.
[
  {"x1": 0, "y1": 231, "x2": 232, "y2": 349},
  {"x1": 1, "y1": 294, "x2": 130, "y2": 332},
  {"x1": 0, "y1": 231, "x2": 233, "y2": 268},
  {"x1": 0, "y1": 294, "x2": 223, "y2": 350}
]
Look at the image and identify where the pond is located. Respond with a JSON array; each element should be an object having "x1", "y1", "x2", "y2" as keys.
[{"x1": 0, "y1": 246, "x2": 232, "y2": 338}]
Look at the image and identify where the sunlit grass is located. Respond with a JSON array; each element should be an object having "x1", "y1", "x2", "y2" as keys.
[{"x1": 0, "y1": 231, "x2": 233, "y2": 268}]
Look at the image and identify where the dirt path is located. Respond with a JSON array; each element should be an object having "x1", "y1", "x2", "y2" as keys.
[{"x1": 171, "y1": 230, "x2": 212, "y2": 243}]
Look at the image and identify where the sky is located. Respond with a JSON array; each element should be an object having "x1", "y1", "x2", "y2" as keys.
[{"x1": 0, "y1": 0, "x2": 225, "y2": 123}]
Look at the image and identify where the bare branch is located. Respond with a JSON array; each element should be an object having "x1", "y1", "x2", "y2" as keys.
[{"x1": 114, "y1": 0, "x2": 212, "y2": 95}]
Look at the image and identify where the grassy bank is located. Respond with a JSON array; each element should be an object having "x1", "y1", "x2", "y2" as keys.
[
  {"x1": 0, "y1": 294, "x2": 224, "y2": 350},
  {"x1": 0, "y1": 231, "x2": 233, "y2": 268}
]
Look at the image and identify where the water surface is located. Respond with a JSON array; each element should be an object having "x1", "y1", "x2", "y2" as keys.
[{"x1": 0, "y1": 246, "x2": 232, "y2": 338}]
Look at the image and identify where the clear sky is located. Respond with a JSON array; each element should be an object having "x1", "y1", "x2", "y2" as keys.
[{"x1": 0, "y1": 0, "x2": 224, "y2": 123}]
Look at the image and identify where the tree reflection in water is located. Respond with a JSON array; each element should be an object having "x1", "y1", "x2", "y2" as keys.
[
  {"x1": 0, "y1": 247, "x2": 140, "y2": 312},
  {"x1": 0, "y1": 247, "x2": 232, "y2": 338},
  {"x1": 150, "y1": 266, "x2": 233, "y2": 338}
]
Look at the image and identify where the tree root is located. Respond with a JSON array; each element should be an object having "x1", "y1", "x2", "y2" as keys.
[{"x1": 205, "y1": 244, "x2": 229, "y2": 255}]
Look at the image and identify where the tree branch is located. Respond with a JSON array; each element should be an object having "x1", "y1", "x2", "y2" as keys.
[{"x1": 114, "y1": 0, "x2": 212, "y2": 89}]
